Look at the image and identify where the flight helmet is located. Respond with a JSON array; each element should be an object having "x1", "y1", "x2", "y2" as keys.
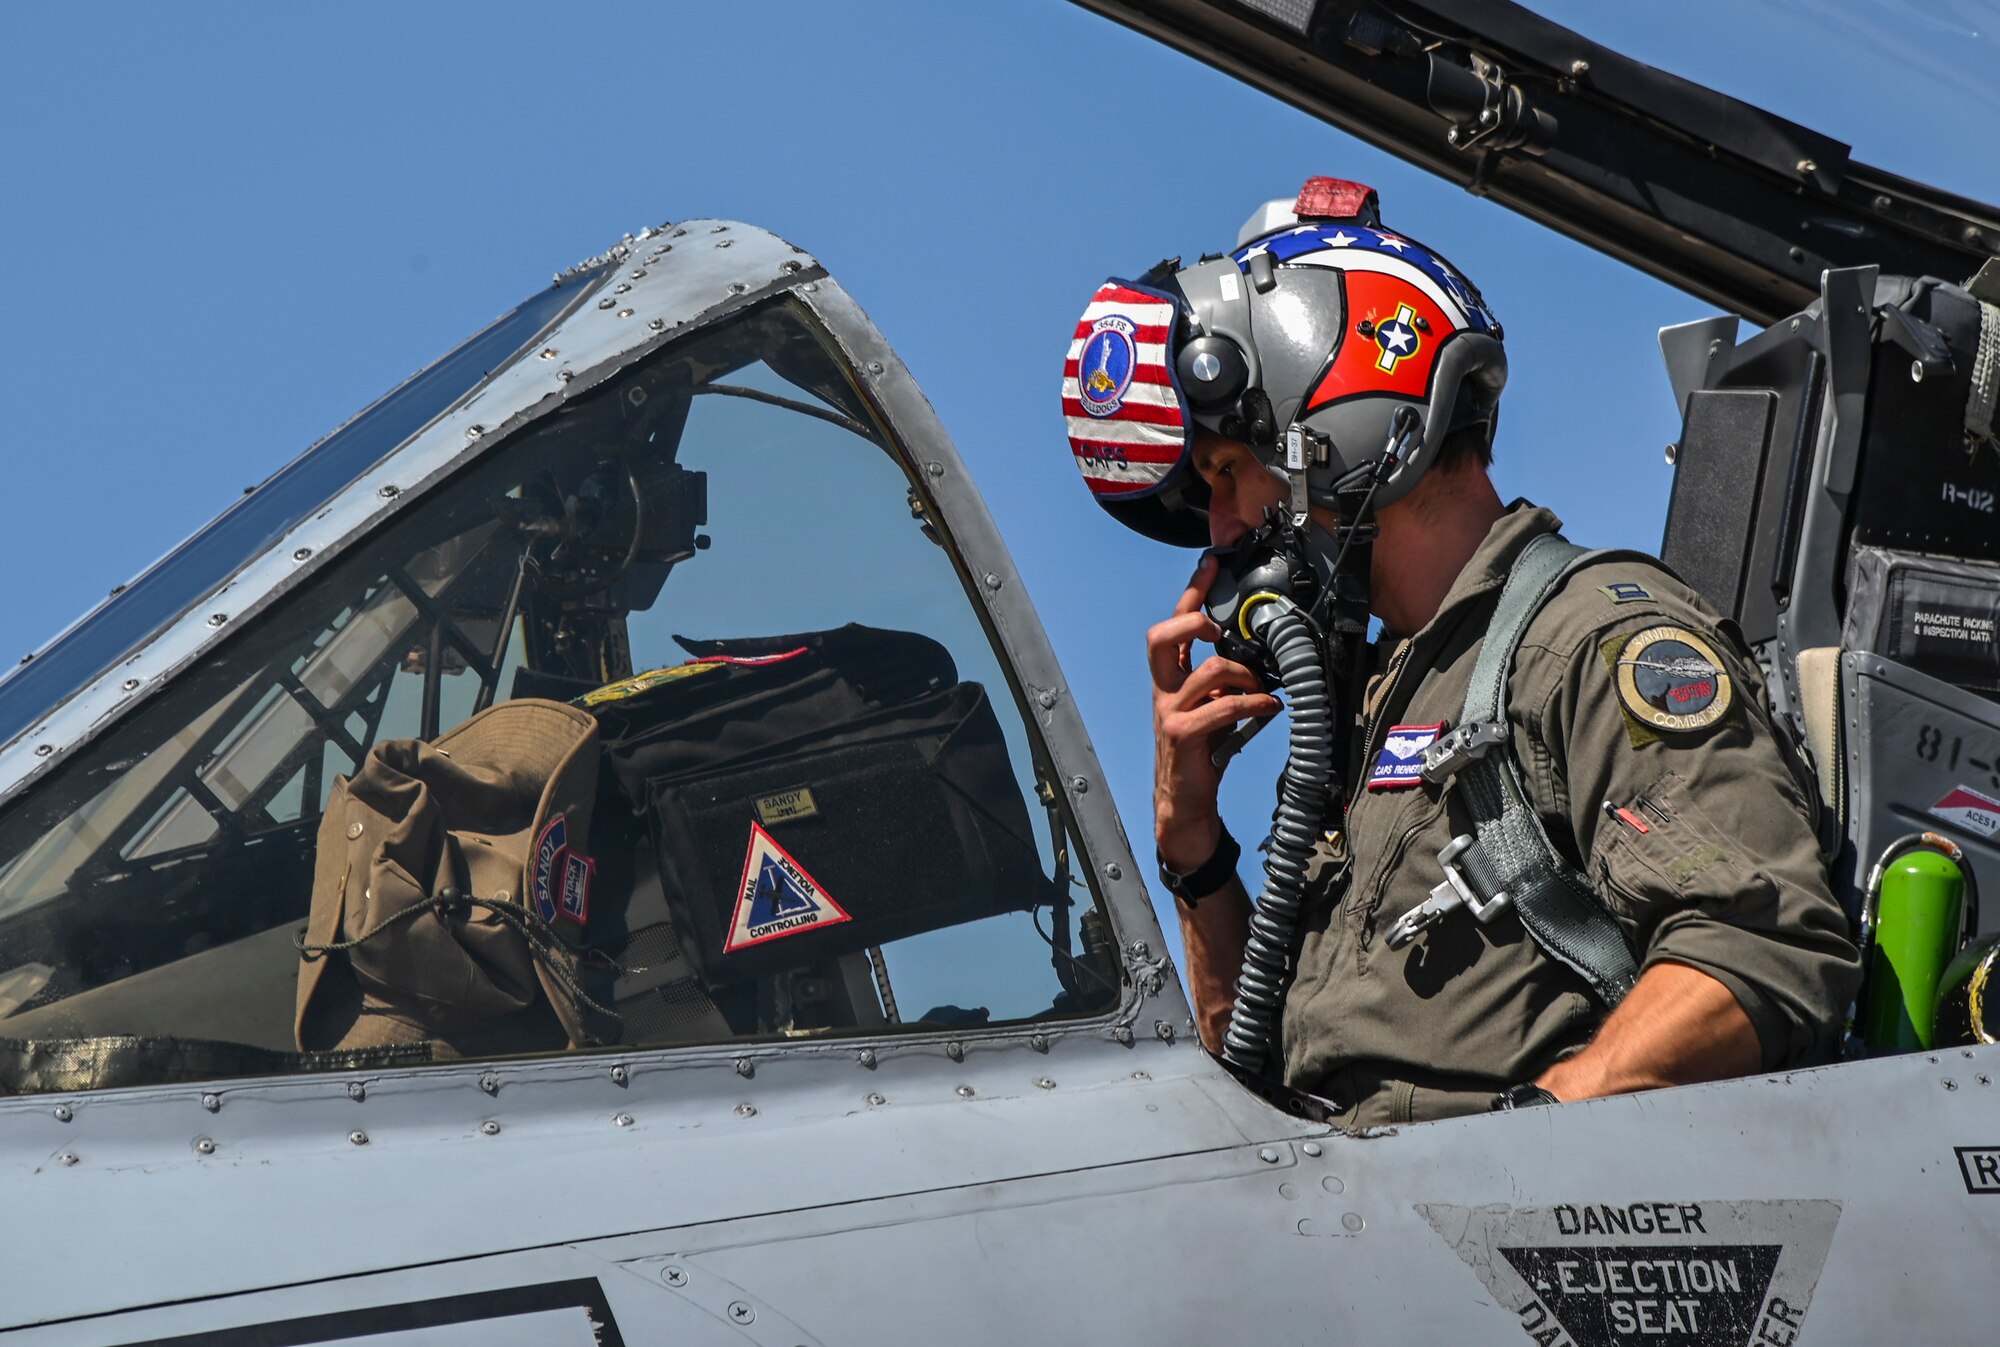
[{"x1": 1063, "y1": 178, "x2": 1507, "y2": 545}]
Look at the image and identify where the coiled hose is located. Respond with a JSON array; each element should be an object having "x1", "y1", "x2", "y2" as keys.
[{"x1": 1221, "y1": 599, "x2": 1334, "y2": 1075}]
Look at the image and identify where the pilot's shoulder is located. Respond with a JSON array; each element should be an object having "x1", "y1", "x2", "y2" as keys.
[
  {"x1": 1527, "y1": 551, "x2": 1727, "y2": 649},
  {"x1": 1514, "y1": 551, "x2": 1760, "y2": 751}
]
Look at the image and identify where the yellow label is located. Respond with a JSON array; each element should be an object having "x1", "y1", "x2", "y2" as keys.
[
  {"x1": 575, "y1": 661, "x2": 722, "y2": 708},
  {"x1": 755, "y1": 787, "x2": 820, "y2": 825}
]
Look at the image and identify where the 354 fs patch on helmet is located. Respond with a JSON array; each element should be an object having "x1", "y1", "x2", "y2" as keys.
[{"x1": 1607, "y1": 625, "x2": 1734, "y2": 739}]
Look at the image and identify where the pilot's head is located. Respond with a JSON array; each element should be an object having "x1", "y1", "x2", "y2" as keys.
[{"x1": 1061, "y1": 177, "x2": 1507, "y2": 551}]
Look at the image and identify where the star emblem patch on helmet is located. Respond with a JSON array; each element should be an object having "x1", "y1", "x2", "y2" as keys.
[
  {"x1": 1303, "y1": 270, "x2": 1455, "y2": 414},
  {"x1": 1373, "y1": 304, "x2": 1422, "y2": 374}
]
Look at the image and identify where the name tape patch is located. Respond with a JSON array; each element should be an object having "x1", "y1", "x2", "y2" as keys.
[
  {"x1": 756, "y1": 787, "x2": 820, "y2": 825},
  {"x1": 1369, "y1": 723, "x2": 1445, "y2": 791},
  {"x1": 725, "y1": 822, "x2": 851, "y2": 953}
]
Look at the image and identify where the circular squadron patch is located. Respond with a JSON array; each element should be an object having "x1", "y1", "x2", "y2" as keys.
[
  {"x1": 1076, "y1": 316, "x2": 1137, "y2": 418},
  {"x1": 1614, "y1": 625, "x2": 1733, "y2": 733}
]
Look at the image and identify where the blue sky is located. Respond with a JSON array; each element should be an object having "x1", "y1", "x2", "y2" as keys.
[{"x1": 2, "y1": 0, "x2": 1993, "y2": 958}]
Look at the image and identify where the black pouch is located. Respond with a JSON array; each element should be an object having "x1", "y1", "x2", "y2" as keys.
[
  {"x1": 588, "y1": 625, "x2": 1049, "y2": 982},
  {"x1": 1845, "y1": 546, "x2": 2000, "y2": 695}
]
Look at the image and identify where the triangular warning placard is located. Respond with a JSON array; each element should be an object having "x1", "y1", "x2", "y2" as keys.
[
  {"x1": 1499, "y1": 1243, "x2": 1780, "y2": 1346},
  {"x1": 724, "y1": 821, "x2": 851, "y2": 953}
]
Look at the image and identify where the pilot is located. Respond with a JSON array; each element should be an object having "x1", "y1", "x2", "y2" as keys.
[{"x1": 1063, "y1": 178, "x2": 1860, "y2": 1124}]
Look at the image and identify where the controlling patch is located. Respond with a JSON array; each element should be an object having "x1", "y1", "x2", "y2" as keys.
[
  {"x1": 1609, "y1": 626, "x2": 1734, "y2": 737},
  {"x1": 725, "y1": 822, "x2": 851, "y2": 953},
  {"x1": 1368, "y1": 722, "x2": 1444, "y2": 791}
]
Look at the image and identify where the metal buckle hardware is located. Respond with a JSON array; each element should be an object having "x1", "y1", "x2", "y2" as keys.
[
  {"x1": 1419, "y1": 720, "x2": 1508, "y2": 782},
  {"x1": 1384, "y1": 834, "x2": 1513, "y2": 948}
]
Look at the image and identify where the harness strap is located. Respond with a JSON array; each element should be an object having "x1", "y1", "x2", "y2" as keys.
[
  {"x1": 1452, "y1": 534, "x2": 1643, "y2": 1006},
  {"x1": 1969, "y1": 296, "x2": 1999, "y2": 446}
]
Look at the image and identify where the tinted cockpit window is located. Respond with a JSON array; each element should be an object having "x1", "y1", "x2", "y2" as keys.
[{"x1": 0, "y1": 302, "x2": 1117, "y2": 1091}]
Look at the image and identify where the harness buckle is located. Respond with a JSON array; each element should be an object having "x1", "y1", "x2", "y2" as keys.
[
  {"x1": 1383, "y1": 833, "x2": 1513, "y2": 948},
  {"x1": 1420, "y1": 720, "x2": 1508, "y2": 782}
]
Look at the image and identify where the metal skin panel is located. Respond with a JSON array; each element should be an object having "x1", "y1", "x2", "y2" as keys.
[
  {"x1": 0, "y1": 221, "x2": 821, "y2": 807},
  {"x1": 10, "y1": 1046, "x2": 1997, "y2": 1344},
  {"x1": 1845, "y1": 651, "x2": 2000, "y2": 929},
  {"x1": 0, "y1": 1033, "x2": 1253, "y2": 1333}
]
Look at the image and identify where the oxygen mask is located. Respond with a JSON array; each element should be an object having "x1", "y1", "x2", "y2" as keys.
[{"x1": 1202, "y1": 511, "x2": 1323, "y2": 691}]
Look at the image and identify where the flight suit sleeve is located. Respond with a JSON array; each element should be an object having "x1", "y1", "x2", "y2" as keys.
[{"x1": 1515, "y1": 570, "x2": 1862, "y2": 1068}]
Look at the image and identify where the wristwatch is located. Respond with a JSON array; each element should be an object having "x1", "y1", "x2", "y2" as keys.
[
  {"x1": 1157, "y1": 825, "x2": 1241, "y2": 907},
  {"x1": 1489, "y1": 1081, "x2": 1560, "y2": 1111}
]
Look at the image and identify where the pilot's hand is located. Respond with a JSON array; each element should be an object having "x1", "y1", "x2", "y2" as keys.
[{"x1": 1149, "y1": 554, "x2": 1281, "y2": 872}]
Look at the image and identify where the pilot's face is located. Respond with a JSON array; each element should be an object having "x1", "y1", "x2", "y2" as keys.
[{"x1": 1191, "y1": 431, "x2": 1285, "y2": 549}]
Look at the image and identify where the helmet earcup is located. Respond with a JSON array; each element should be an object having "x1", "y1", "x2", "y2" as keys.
[{"x1": 1177, "y1": 336, "x2": 1249, "y2": 409}]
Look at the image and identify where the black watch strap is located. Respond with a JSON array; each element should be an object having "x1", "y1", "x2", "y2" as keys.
[
  {"x1": 1489, "y1": 1082, "x2": 1560, "y2": 1111},
  {"x1": 1157, "y1": 825, "x2": 1241, "y2": 906}
]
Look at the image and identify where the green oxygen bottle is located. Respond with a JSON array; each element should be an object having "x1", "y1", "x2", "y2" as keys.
[{"x1": 1859, "y1": 837, "x2": 1969, "y2": 1054}]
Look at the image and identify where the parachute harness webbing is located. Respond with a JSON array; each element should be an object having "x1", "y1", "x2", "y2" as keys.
[
  {"x1": 1452, "y1": 535, "x2": 1641, "y2": 1006},
  {"x1": 1969, "y1": 298, "x2": 1999, "y2": 445}
]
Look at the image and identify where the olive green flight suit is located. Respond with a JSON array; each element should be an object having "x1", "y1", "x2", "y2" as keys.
[{"x1": 1282, "y1": 504, "x2": 1861, "y2": 1126}]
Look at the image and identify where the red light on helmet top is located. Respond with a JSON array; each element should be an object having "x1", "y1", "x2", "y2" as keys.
[{"x1": 1294, "y1": 177, "x2": 1380, "y2": 226}]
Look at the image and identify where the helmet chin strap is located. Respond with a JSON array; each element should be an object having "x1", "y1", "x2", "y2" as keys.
[{"x1": 1305, "y1": 403, "x2": 1423, "y2": 631}]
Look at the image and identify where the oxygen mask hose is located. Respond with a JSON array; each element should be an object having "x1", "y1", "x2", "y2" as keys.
[{"x1": 1219, "y1": 595, "x2": 1334, "y2": 1075}]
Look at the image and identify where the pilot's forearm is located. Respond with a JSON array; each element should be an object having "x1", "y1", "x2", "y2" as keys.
[
  {"x1": 1175, "y1": 874, "x2": 1253, "y2": 1054},
  {"x1": 1533, "y1": 960, "x2": 1762, "y2": 1100}
]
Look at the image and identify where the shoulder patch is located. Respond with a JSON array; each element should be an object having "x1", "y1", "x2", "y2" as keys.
[
  {"x1": 1603, "y1": 625, "x2": 1734, "y2": 741},
  {"x1": 1597, "y1": 580, "x2": 1653, "y2": 605}
]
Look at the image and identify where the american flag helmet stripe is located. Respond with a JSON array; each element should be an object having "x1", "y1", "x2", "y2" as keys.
[
  {"x1": 1232, "y1": 223, "x2": 1498, "y2": 334},
  {"x1": 1062, "y1": 279, "x2": 1193, "y2": 503}
]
